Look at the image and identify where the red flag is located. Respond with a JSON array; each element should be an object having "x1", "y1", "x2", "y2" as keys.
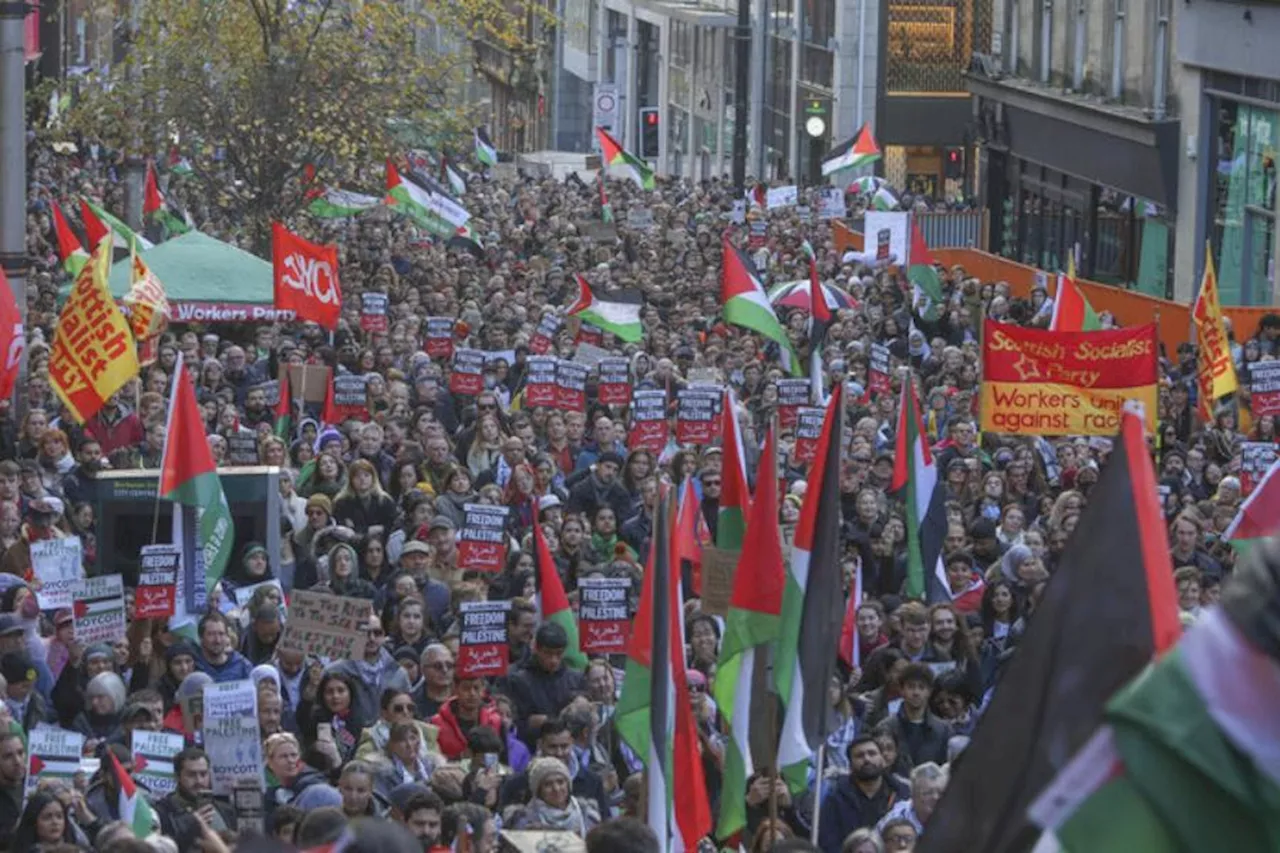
[
  {"x1": 51, "y1": 203, "x2": 85, "y2": 264},
  {"x1": 272, "y1": 222, "x2": 342, "y2": 330},
  {"x1": 79, "y1": 199, "x2": 109, "y2": 250},
  {"x1": 0, "y1": 267, "x2": 22, "y2": 401},
  {"x1": 837, "y1": 559, "x2": 863, "y2": 669},
  {"x1": 321, "y1": 368, "x2": 339, "y2": 426},
  {"x1": 676, "y1": 476, "x2": 704, "y2": 595},
  {"x1": 144, "y1": 162, "x2": 163, "y2": 216}
]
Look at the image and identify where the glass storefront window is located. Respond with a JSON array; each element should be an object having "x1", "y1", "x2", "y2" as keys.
[
  {"x1": 886, "y1": 0, "x2": 992, "y2": 94},
  {"x1": 1213, "y1": 100, "x2": 1278, "y2": 305}
]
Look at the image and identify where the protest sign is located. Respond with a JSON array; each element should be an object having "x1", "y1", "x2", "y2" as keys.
[
  {"x1": 699, "y1": 548, "x2": 740, "y2": 617},
  {"x1": 1251, "y1": 361, "x2": 1280, "y2": 417},
  {"x1": 278, "y1": 589, "x2": 370, "y2": 660},
  {"x1": 25, "y1": 727, "x2": 85, "y2": 800},
  {"x1": 525, "y1": 356, "x2": 559, "y2": 408},
  {"x1": 730, "y1": 200, "x2": 747, "y2": 224},
  {"x1": 576, "y1": 323, "x2": 604, "y2": 347},
  {"x1": 132, "y1": 730, "x2": 185, "y2": 797},
  {"x1": 202, "y1": 680, "x2": 264, "y2": 795},
  {"x1": 817, "y1": 188, "x2": 847, "y2": 219},
  {"x1": 573, "y1": 342, "x2": 613, "y2": 368},
  {"x1": 457, "y1": 600, "x2": 512, "y2": 679},
  {"x1": 626, "y1": 207, "x2": 654, "y2": 230},
  {"x1": 458, "y1": 504, "x2": 510, "y2": 572},
  {"x1": 72, "y1": 574, "x2": 125, "y2": 644},
  {"x1": 227, "y1": 433, "x2": 260, "y2": 466},
  {"x1": 766, "y1": 185, "x2": 798, "y2": 209},
  {"x1": 1240, "y1": 442, "x2": 1277, "y2": 495},
  {"x1": 279, "y1": 364, "x2": 330, "y2": 404},
  {"x1": 864, "y1": 211, "x2": 908, "y2": 265},
  {"x1": 676, "y1": 387, "x2": 720, "y2": 445},
  {"x1": 597, "y1": 357, "x2": 631, "y2": 405},
  {"x1": 137, "y1": 544, "x2": 179, "y2": 620},
  {"x1": 332, "y1": 374, "x2": 370, "y2": 421},
  {"x1": 869, "y1": 343, "x2": 892, "y2": 397},
  {"x1": 628, "y1": 389, "x2": 669, "y2": 452},
  {"x1": 32, "y1": 537, "x2": 83, "y2": 610},
  {"x1": 556, "y1": 360, "x2": 589, "y2": 412},
  {"x1": 450, "y1": 348, "x2": 486, "y2": 395},
  {"x1": 232, "y1": 579, "x2": 284, "y2": 609},
  {"x1": 578, "y1": 577, "x2": 631, "y2": 654},
  {"x1": 254, "y1": 380, "x2": 280, "y2": 408},
  {"x1": 776, "y1": 378, "x2": 810, "y2": 428},
  {"x1": 359, "y1": 292, "x2": 389, "y2": 333},
  {"x1": 793, "y1": 406, "x2": 826, "y2": 465},
  {"x1": 424, "y1": 317, "x2": 455, "y2": 359},
  {"x1": 234, "y1": 783, "x2": 266, "y2": 835},
  {"x1": 529, "y1": 314, "x2": 563, "y2": 355},
  {"x1": 748, "y1": 218, "x2": 768, "y2": 249}
]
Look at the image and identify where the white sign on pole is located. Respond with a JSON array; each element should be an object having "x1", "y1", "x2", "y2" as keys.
[
  {"x1": 32, "y1": 537, "x2": 84, "y2": 610},
  {"x1": 202, "y1": 680, "x2": 264, "y2": 796},
  {"x1": 863, "y1": 211, "x2": 909, "y2": 267}
]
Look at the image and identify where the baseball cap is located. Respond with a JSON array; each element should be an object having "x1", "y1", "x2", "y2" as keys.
[
  {"x1": 0, "y1": 614, "x2": 24, "y2": 637},
  {"x1": 427, "y1": 516, "x2": 456, "y2": 533},
  {"x1": 401, "y1": 540, "x2": 432, "y2": 556},
  {"x1": 0, "y1": 651, "x2": 34, "y2": 684}
]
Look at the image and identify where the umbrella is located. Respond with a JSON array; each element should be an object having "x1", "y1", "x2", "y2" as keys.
[{"x1": 767, "y1": 280, "x2": 857, "y2": 312}]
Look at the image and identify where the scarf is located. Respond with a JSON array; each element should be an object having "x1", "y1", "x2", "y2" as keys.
[
  {"x1": 393, "y1": 752, "x2": 435, "y2": 785},
  {"x1": 521, "y1": 795, "x2": 592, "y2": 836}
]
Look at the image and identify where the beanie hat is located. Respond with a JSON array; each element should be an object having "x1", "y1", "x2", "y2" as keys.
[
  {"x1": 528, "y1": 756, "x2": 571, "y2": 799},
  {"x1": 306, "y1": 494, "x2": 333, "y2": 514}
]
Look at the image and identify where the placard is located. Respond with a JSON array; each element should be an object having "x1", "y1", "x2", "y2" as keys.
[
  {"x1": 748, "y1": 219, "x2": 768, "y2": 249},
  {"x1": 32, "y1": 537, "x2": 84, "y2": 610},
  {"x1": 776, "y1": 378, "x2": 810, "y2": 429},
  {"x1": 234, "y1": 782, "x2": 266, "y2": 834},
  {"x1": 699, "y1": 547, "x2": 740, "y2": 617},
  {"x1": 450, "y1": 348, "x2": 486, "y2": 395},
  {"x1": 529, "y1": 314, "x2": 563, "y2": 355},
  {"x1": 730, "y1": 200, "x2": 747, "y2": 224},
  {"x1": 578, "y1": 577, "x2": 631, "y2": 654},
  {"x1": 818, "y1": 188, "x2": 847, "y2": 220},
  {"x1": 626, "y1": 207, "x2": 654, "y2": 230},
  {"x1": 25, "y1": 727, "x2": 85, "y2": 800},
  {"x1": 766, "y1": 185, "x2": 798, "y2": 209},
  {"x1": 457, "y1": 600, "x2": 511, "y2": 679},
  {"x1": 232, "y1": 579, "x2": 285, "y2": 609},
  {"x1": 676, "y1": 387, "x2": 720, "y2": 445},
  {"x1": 227, "y1": 433, "x2": 260, "y2": 466},
  {"x1": 359, "y1": 292, "x2": 389, "y2": 333},
  {"x1": 137, "y1": 544, "x2": 179, "y2": 620},
  {"x1": 573, "y1": 342, "x2": 613, "y2": 368},
  {"x1": 254, "y1": 379, "x2": 280, "y2": 408},
  {"x1": 628, "y1": 389, "x2": 669, "y2": 452},
  {"x1": 555, "y1": 360, "x2": 589, "y2": 412},
  {"x1": 278, "y1": 589, "x2": 370, "y2": 660},
  {"x1": 793, "y1": 406, "x2": 826, "y2": 465},
  {"x1": 796, "y1": 205, "x2": 812, "y2": 224},
  {"x1": 132, "y1": 730, "x2": 185, "y2": 797},
  {"x1": 863, "y1": 211, "x2": 908, "y2": 266},
  {"x1": 332, "y1": 373, "x2": 370, "y2": 421},
  {"x1": 576, "y1": 323, "x2": 604, "y2": 348},
  {"x1": 1251, "y1": 361, "x2": 1280, "y2": 417},
  {"x1": 279, "y1": 364, "x2": 330, "y2": 404},
  {"x1": 525, "y1": 356, "x2": 559, "y2": 408},
  {"x1": 597, "y1": 357, "x2": 631, "y2": 405},
  {"x1": 72, "y1": 574, "x2": 125, "y2": 644},
  {"x1": 425, "y1": 317, "x2": 455, "y2": 359},
  {"x1": 458, "y1": 504, "x2": 510, "y2": 572},
  {"x1": 869, "y1": 343, "x2": 892, "y2": 398},
  {"x1": 1240, "y1": 441, "x2": 1277, "y2": 496},
  {"x1": 202, "y1": 680, "x2": 264, "y2": 796}
]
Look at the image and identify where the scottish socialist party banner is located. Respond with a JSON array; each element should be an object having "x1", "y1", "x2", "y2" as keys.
[{"x1": 980, "y1": 320, "x2": 1157, "y2": 436}]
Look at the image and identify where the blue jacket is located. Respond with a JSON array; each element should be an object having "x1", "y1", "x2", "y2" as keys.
[
  {"x1": 196, "y1": 649, "x2": 254, "y2": 683},
  {"x1": 817, "y1": 774, "x2": 909, "y2": 853}
]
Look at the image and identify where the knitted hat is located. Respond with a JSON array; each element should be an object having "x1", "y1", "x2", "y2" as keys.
[
  {"x1": 306, "y1": 494, "x2": 333, "y2": 514},
  {"x1": 528, "y1": 756, "x2": 571, "y2": 798}
]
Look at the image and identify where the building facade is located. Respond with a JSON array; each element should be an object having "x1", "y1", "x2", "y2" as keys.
[{"x1": 967, "y1": 0, "x2": 1180, "y2": 296}]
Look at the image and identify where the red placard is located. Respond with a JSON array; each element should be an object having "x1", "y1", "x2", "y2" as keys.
[
  {"x1": 1240, "y1": 442, "x2": 1277, "y2": 496},
  {"x1": 457, "y1": 504, "x2": 509, "y2": 572},
  {"x1": 529, "y1": 314, "x2": 563, "y2": 355},
  {"x1": 525, "y1": 356, "x2": 558, "y2": 407},
  {"x1": 136, "y1": 545, "x2": 179, "y2": 620},
  {"x1": 578, "y1": 578, "x2": 631, "y2": 654},
  {"x1": 628, "y1": 389, "x2": 669, "y2": 453},
  {"x1": 597, "y1": 357, "x2": 630, "y2": 405},
  {"x1": 456, "y1": 601, "x2": 511, "y2": 679},
  {"x1": 776, "y1": 378, "x2": 809, "y2": 429},
  {"x1": 868, "y1": 343, "x2": 892, "y2": 398},
  {"x1": 676, "y1": 388, "x2": 719, "y2": 445},
  {"x1": 576, "y1": 323, "x2": 604, "y2": 347},
  {"x1": 792, "y1": 406, "x2": 826, "y2": 466},
  {"x1": 555, "y1": 361, "x2": 589, "y2": 412},
  {"x1": 1251, "y1": 361, "x2": 1280, "y2": 417},
  {"x1": 424, "y1": 317, "x2": 455, "y2": 359},
  {"x1": 360, "y1": 292, "x2": 389, "y2": 333},
  {"x1": 450, "y1": 349, "x2": 485, "y2": 396}
]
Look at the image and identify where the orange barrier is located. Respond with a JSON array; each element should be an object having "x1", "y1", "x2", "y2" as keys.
[{"x1": 832, "y1": 222, "x2": 1275, "y2": 357}]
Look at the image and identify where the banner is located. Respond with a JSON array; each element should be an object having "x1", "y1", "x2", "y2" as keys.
[
  {"x1": 1250, "y1": 361, "x2": 1280, "y2": 417},
  {"x1": 1240, "y1": 442, "x2": 1277, "y2": 495},
  {"x1": 524, "y1": 356, "x2": 559, "y2": 407},
  {"x1": 597, "y1": 357, "x2": 631, "y2": 405},
  {"x1": 629, "y1": 389, "x2": 669, "y2": 452},
  {"x1": 864, "y1": 211, "x2": 907, "y2": 265},
  {"x1": 278, "y1": 590, "x2": 370, "y2": 660},
  {"x1": 359, "y1": 292, "x2": 389, "y2": 333},
  {"x1": 457, "y1": 600, "x2": 511, "y2": 679},
  {"x1": 137, "y1": 544, "x2": 179, "y2": 620},
  {"x1": 775, "y1": 378, "x2": 809, "y2": 429},
  {"x1": 125, "y1": 254, "x2": 171, "y2": 342},
  {"x1": 49, "y1": 243, "x2": 139, "y2": 424},
  {"x1": 979, "y1": 321, "x2": 1158, "y2": 436},
  {"x1": 332, "y1": 374, "x2": 370, "y2": 421},
  {"x1": 424, "y1": 317, "x2": 455, "y2": 359},
  {"x1": 450, "y1": 348, "x2": 486, "y2": 395},
  {"x1": 529, "y1": 314, "x2": 563, "y2": 355},
  {"x1": 32, "y1": 537, "x2": 84, "y2": 610},
  {"x1": 793, "y1": 406, "x2": 826, "y2": 465},
  {"x1": 766, "y1": 185, "x2": 798, "y2": 209},
  {"x1": 817, "y1": 188, "x2": 847, "y2": 220},
  {"x1": 25, "y1": 727, "x2": 84, "y2": 800},
  {"x1": 1192, "y1": 254, "x2": 1239, "y2": 419},
  {"x1": 72, "y1": 574, "x2": 125, "y2": 644},
  {"x1": 676, "y1": 387, "x2": 720, "y2": 445},
  {"x1": 458, "y1": 504, "x2": 509, "y2": 572},
  {"x1": 132, "y1": 730, "x2": 185, "y2": 797},
  {"x1": 202, "y1": 680, "x2": 264, "y2": 795},
  {"x1": 271, "y1": 222, "x2": 341, "y2": 330},
  {"x1": 868, "y1": 343, "x2": 892, "y2": 397},
  {"x1": 555, "y1": 360, "x2": 589, "y2": 412},
  {"x1": 578, "y1": 577, "x2": 631, "y2": 654}
]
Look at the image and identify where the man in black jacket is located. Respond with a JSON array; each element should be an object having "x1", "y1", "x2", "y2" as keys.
[
  {"x1": 882, "y1": 663, "x2": 952, "y2": 768},
  {"x1": 817, "y1": 735, "x2": 910, "y2": 853},
  {"x1": 154, "y1": 747, "x2": 237, "y2": 849},
  {"x1": 506, "y1": 622, "x2": 585, "y2": 746},
  {"x1": 0, "y1": 733, "x2": 24, "y2": 850},
  {"x1": 497, "y1": 717, "x2": 610, "y2": 819}
]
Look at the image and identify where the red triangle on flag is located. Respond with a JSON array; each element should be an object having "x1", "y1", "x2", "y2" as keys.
[{"x1": 852, "y1": 124, "x2": 880, "y2": 158}]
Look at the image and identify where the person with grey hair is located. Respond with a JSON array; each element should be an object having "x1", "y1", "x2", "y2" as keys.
[
  {"x1": 875, "y1": 761, "x2": 949, "y2": 836},
  {"x1": 72, "y1": 670, "x2": 127, "y2": 746}
]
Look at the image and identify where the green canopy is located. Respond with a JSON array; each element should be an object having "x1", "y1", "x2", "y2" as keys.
[{"x1": 106, "y1": 231, "x2": 273, "y2": 304}]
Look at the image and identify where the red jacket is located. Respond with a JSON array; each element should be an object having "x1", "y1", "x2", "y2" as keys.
[
  {"x1": 85, "y1": 409, "x2": 145, "y2": 456},
  {"x1": 431, "y1": 698, "x2": 503, "y2": 759}
]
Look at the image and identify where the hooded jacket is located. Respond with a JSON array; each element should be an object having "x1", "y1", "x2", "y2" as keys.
[{"x1": 431, "y1": 698, "x2": 504, "y2": 760}]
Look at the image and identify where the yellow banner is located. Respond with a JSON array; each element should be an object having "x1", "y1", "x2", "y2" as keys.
[
  {"x1": 1193, "y1": 251, "x2": 1239, "y2": 412},
  {"x1": 49, "y1": 241, "x2": 139, "y2": 423},
  {"x1": 980, "y1": 382, "x2": 1158, "y2": 436},
  {"x1": 125, "y1": 253, "x2": 171, "y2": 341}
]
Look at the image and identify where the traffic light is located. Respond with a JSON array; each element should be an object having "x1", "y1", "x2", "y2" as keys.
[
  {"x1": 639, "y1": 107, "x2": 660, "y2": 159},
  {"x1": 944, "y1": 147, "x2": 963, "y2": 179}
]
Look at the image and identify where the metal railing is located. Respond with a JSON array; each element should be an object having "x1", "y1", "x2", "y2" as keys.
[{"x1": 847, "y1": 210, "x2": 989, "y2": 250}]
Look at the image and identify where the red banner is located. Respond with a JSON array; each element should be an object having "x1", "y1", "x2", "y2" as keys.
[
  {"x1": 456, "y1": 601, "x2": 510, "y2": 679},
  {"x1": 457, "y1": 504, "x2": 509, "y2": 572},
  {"x1": 676, "y1": 387, "x2": 719, "y2": 445},
  {"x1": 628, "y1": 389, "x2": 668, "y2": 453},
  {"x1": 578, "y1": 578, "x2": 631, "y2": 654},
  {"x1": 524, "y1": 356, "x2": 558, "y2": 407},
  {"x1": 555, "y1": 361, "x2": 589, "y2": 412},
  {"x1": 450, "y1": 349, "x2": 485, "y2": 396},
  {"x1": 424, "y1": 317, "x2": 455, "y2": 359},
  {"x1": 597, "y1": 357, "x2": 630, "y2": 405},
  {"x1": 272, "y1": 223, "x2": 341, "y2": 330}
]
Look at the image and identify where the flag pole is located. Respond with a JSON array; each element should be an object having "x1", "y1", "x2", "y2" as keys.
[{"x1": 809, "y1": 745, "x2": 826, "y2": 845}]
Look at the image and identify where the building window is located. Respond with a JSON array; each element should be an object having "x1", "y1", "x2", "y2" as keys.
[
  {"x1": 1212, "y1": 99, "x2": 1278, "y2": 305},
  {"x1": 886, "y1": 0, "x2": 992, "y2": 94}
]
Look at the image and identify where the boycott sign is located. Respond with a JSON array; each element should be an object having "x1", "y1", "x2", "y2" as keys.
[
  {"x1": 597, "y1": 357, "x2": 631, "y2": 405},
  {"x1": 578, "y1": 577, "x2": 631, "y2": 653},
  {"x1": 776, "y1": 378, "x2": 810, "y2": 428},
  {"x1": 525, "y1": 356, "x2": 559, "y2": 407},
  {"x1": 203, "y1": 680, "x2": 263, "y2": 795},
  {"x1": 279, "y1": 590, "x2": 370, "y2": 660},
  {"x1": 332, "y1": 374, "x2": 370, "y2": 421},
  {"x1": 359, "y1": 292, "x2": 389, "y2": 332},
  {"x1": 32, "y1": 537, "x2": 84, "y2": 610},
  {"x1": 458, "y1": 504, "x2": 509, "y2": 572},
  {"x1": 629, "y1": 389, "x2": 669, "y2": 452},
  {"x1": 450, "y1": 348, "x2": 486, "y2": 395},
  {"x1": 457, "y1": 600, "x2": 511, "y2": 678},
  {"x1": 979, "y1": 321, "x2": 1158, "y2": 437},
  {"x1": 677, "y1": 388, "x2": 720, "y2": 445},
  {"x1": 530, "y1": 314, "x2": 563, "y2": 355},
  {"x1": 1251, "y1": 361, "x2": 1280, "y2": 417},
  {"x1": 556, "y1": 360, "x2": 589, "y2": 412},
  {"x1": 137, "y1": 544, "x2": 179, "y2": 620},
  {"x1": 425, "y1": 317, "x2": 455, "y2": 358},
  {"x1": 72, "y1": 574, "x2": 125, "y2": 644},
  {"x1": 132, "y1": 730, "x2": 185, "y2": 797},
  {"x1": 869, "y1": 343, "x2": 892, "y2": 397},
  {"x1": 1240, "y1": 442, "x2": 1277, "y2": 495},
  {"x1": 25, "y1": 727, "x2": 85, "y2": 800},
  {"x1": 793, "y1": 406, "x2": 826, "y2": 465}
]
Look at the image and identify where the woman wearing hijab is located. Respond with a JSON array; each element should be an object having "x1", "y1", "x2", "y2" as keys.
[
  {"x1": 509, "y1": 756, "x2": 600, "y2": 837},
  {"x1": 326, "y1": 542, "x2": 378, "y2": 600},
  {"x1": 220, "y1": 541, "x2": 274, "y2": 600}
]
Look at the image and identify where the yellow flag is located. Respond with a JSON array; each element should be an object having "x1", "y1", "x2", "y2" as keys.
[
  {"x1": 1192, "y1": 247, "x2": 1239, "y2": 420},
  {"x1": 49, "y1": 240, "x2": 139, "y2": 423},
  {"x1": 125, "y1": 250, "x2": 171, "y2": 341}
]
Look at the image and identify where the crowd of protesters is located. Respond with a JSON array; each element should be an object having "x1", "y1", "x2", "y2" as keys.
[{"x1": 0, "y1": 133, "x2": 1266, "y2": 853}]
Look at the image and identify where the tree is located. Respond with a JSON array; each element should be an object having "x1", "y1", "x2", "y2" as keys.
[{"x1": 65, "y1": 0, "x2": 532, "y2": 251}]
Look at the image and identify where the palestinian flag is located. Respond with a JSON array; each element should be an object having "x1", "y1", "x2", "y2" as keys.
[
  {"x1": 1224, "y1": 457, "x2": 1280, "y2": 554},
  {"x1": 716, "y1": 389, "x2": 751, "y2": 550},
  {"x1": 108, "y1": 747, "x2": 156, "y2": 838},
  {"x1": 713, "y1": 423, "x2": 785, "y2": 843},
  {"x1": 385, "y1": 160, "x2": 467, "y2": 238},
  {"x1": 307, "y1": 187, "x2": 381, "y2": 219},
  {"x1": 320, "y1": 370, "x2": 340, "y2": 428},
  {"x1": 160, "y1": 358, "x2": 235, "y2": 609},
  {"x1": 616, "y1": 487, "x2": 713, "y2": 851},
  {"x1": 908, "y1": 218, "x2": 945, "y2": 317},
  {"x1": 837, "y1": 559, "x2": 864, "y2": 668},
  {"x1": 567, "y1": 274, "x2": 643, "y2": 342},
  {"x1": 776, "y1": 383, "x2": 846, "y2": 791},
  {"x1": 1050, "y1": 258, "x2": 1102, "y2": 332},
  {"x1": 274, "y1": 371, "x2": 293, "y2": 441},
  {"x1": 80, "y1": 198, "x2": 154, "y2": 253},
  {"x1": 51, "y1": 203, "x2": 89, "y2": 276},
  {"x1": 596, "y1": 127, "x2": 655, "y2": 191},
  {"x1": 920, "y1": 409, "x2": 1181, "y2": 853},
  {"x1": 442, "y1": 157, "x2": 468, "y2": 196},
  {"x1": 746, "y1": 183, "x2": 766, "y2": 210},
  {"x1": 447, "y1": 224, "x2": 485, "y2": 259},
  {"x1": 721, "y1": 236, "x2": 801, "y2": 376},
  {"x1": 533, "y1": 507, "x2": 588, "y2": 670},
  {"x1": 821, "y1": 123, "x2": 881, "y2": 176},
  {"x1": 892, "y1": 378, "x2": 949, "y2": 601},
  {"x1": 475, "y1": 127, "x2": 499, "y2": 168},
  {"x1": 598, "y1": 175, "x2": 614, "y2": 224},
  {"x1": 144, "y1": 161, "x2": 193, "y2": 237},
  {"x1": 802, "y1": 239, "x2": 832, "y2": 403},
  {"x1": 167, "y1": 148, "x2": 193, "y2": 176},
  {"x1": 675, "y1": 477, "x2": 705, "y2": 594}
]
